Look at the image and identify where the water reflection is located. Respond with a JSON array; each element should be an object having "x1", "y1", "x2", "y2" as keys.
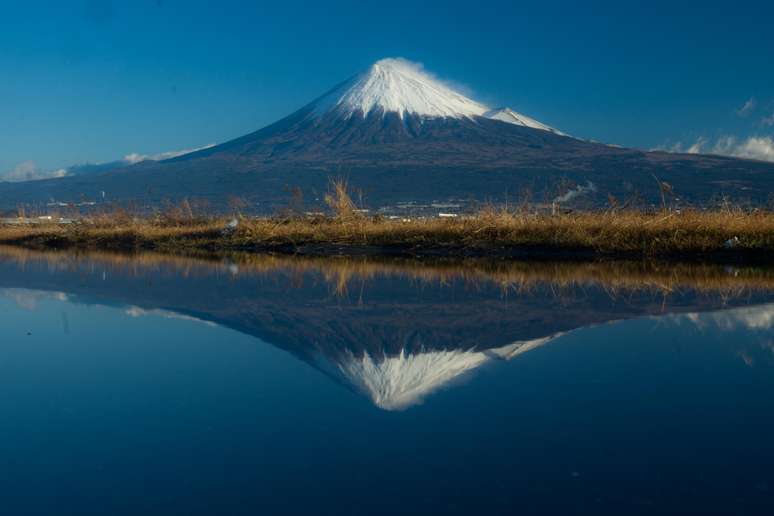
[{"x1": 1, "y1": 246, "x2": 773, "y2": 410}]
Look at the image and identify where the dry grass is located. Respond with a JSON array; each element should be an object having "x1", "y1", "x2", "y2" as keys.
[
  {"x1": 230, "y1": 209, "x2": 774, "y2": 255},
  {"x1": 2, "y1": 203, "x2": 774, "y2": 259}
]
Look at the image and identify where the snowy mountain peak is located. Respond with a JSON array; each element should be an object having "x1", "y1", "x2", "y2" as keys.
[
  {"x1": 311, "y1": 58, "x2": 564, "y2": 135},
  {"x1": 314, "y1": 58, "x2": 489, "y2": 120},
  {"x1": 319, "y1": 334, "x2": 563, "y2": 411},
  {"x1": 483, "y1": 107, "x2": 565, "y2": 135}
]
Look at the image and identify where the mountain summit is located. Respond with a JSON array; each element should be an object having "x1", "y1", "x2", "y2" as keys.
[
  {"x1": 1, "y1": 57, "x2": 773, "y2": 211},
  {"x1": 311, "y1": 58, "x2": 562, "y2": 133},
  {"x1": 313, "y1": 58, "x2": 490, "y2": 120}
]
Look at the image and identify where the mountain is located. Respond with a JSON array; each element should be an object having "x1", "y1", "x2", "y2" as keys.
[
  {"x1": 2, "y1": 248, "x2": 774, "y2": 410},
  {"x1": 2, "y1": 57, "x2": 773, "y2": 211}
]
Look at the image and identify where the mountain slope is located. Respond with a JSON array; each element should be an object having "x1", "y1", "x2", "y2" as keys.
[
  {"x1": 483, "y1": 107, "x2": 565, "y2": 135},
  {"x1": 2, "y1": 58, "x2": 773, "y2": 211}
]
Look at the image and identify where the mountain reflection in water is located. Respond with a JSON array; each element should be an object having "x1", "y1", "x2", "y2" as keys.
[{"x1": 1, "y1": 246, "x2": 774, "y2": 410}]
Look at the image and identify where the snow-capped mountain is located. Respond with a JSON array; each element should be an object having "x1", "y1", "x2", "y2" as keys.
[
  {"x1": 313, "y1": 58, "x2": 490, "y2": 120},
  {"x1": 310, "y1": 58, "x2": 564, "y2": 134},
  {"x1": 2, "y1": 57, "x2": 773, "y2": 210},
  {"x1": 4, "y1": 246, "x2": 774, "y2": 412},
  {"x1": 318, "y1": 334, "x2": 562, "y2": 411}
]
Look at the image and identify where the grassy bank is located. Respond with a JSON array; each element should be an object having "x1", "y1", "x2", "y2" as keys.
[{"x1": 2, "y1": 208, "x2": 774, "y2": 261}]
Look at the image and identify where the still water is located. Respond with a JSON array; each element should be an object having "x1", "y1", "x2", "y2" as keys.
[{"x1": 1, "y1": 247, "x2": 774, "y2": 515}]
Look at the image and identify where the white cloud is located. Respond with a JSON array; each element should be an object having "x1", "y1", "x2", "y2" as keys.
[
  {"x1": 710, "y1": 135, "x2": 774, "y2": 162},
  {"x1": 0, "y1": 288, "x2": 69, "y2": 310},
  {"x1": 655, "y1": 138, "x2": 708, "y2": 155},
  {"x1": 1, "y1": 161, "x2": 68, "y2": 182},
  {"x1": 123, "y1": 143, "x2": 215, "y2": 164},
  {"x1": 680, "y1": 303, "x2": 774, "y2": 332},
  {"x1": 664, "y1": 135, "x2": 774, "y2": 163},
  {"x1": 762, "y1": 112, "x2": 774, "y2": 127},
  {"x1": 736, "y1": 97, "x2": 757, "y2": 117},
  {"x1": 686, "y1": 137, "x2": 707, "y2": 154},
  {"x1": 2, "y1": 143, "x2": 217, "y2": 183}
]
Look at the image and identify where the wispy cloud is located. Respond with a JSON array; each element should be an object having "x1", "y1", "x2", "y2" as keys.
[
  {"x1": 1, "y1": 161, "x2": 68, "y2": 182},
  {"x1": 0, "y1": 288, "x2": 69, "y2": 310},
  {"x1": 122, "y1": 143, "x2": 215, "y2": 164},
  {"x1": 736, "y1": 97, "x2": 757, "y2": 117},
  {"x1": 711, "y1": 136, "x2": 774, "y2": 162},
  {"x1": 663, "y1": 135, "x2": 774, "y2": 162},
  {"x1": 657, "y1": 97, "x2": 774, "y2": 162},
  {"x1": 2, "y1": 144, "x2": 217, "y2": 183},
  {"x1": 686, "y1": 137, "x2": 708, "y2": 154}
]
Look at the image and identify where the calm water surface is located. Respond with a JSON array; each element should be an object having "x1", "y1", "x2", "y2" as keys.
[{"x1": 1, "y1": 248, "x2": 774, "y2": 515}]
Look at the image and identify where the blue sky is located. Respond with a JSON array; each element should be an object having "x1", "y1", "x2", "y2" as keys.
[{"x1": 2, "y1": 0, "x2": 774, "y2": 178}]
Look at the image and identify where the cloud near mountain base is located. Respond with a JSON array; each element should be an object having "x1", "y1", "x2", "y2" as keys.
[
  {"x1": 662, "y1": 135, "x2": 774, "y2": 162},
  {"x1": 2, "y1": 144, "x2": 216, "y2": 182},
  {"x1": 0, "y1": 161, "x2": 67, "y2": 182},
  {"x1": 122, "y1": 143, "x2": 215, "y2": 164}
]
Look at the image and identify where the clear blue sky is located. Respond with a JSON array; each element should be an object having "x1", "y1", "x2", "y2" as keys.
[{"x1": 2, "y1": 0, "x2": 774, "y2": 176}]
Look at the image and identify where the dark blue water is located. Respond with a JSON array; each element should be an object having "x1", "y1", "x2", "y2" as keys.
[{"x1": 1, "y1": 250, "x2": 774, "y2": 515}]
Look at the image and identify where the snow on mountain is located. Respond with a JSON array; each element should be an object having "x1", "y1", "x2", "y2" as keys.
[
  {"x1": 312, "y1": 58, "x2": 560, "y2": 135},
  {"x1": 314, "y1": 58, "x2": 488, "y2": 120},
  {"x1": 483, "y1": 107, "x2": 565, "y2": 135},
  {"x1": 320, "y1": 334, "x2": 563, "y2": 411}
]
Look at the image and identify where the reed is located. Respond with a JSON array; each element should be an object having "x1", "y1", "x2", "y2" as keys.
[{"x1": 2, "y1": 188, "x2": 774, "y2": 260}]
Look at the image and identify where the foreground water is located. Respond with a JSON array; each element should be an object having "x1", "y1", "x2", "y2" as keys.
[{"x1": 1, "y1": 248, "x2": 774, "y2": 515}]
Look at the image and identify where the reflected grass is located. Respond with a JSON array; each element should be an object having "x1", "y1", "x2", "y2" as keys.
[{"x1": 2, "y1": 245, "x2": 774, "y2": 300}]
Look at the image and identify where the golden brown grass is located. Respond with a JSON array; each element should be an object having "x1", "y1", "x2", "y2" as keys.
[
  {"x1": 233, "y1": 209, "x2": 774, "y2": 255},
  {"x1": 2, "y1": 207, "x2": 774, "y2": 259}
]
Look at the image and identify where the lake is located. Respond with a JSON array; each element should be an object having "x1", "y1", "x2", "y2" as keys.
[{"x1": 1, "y1": 247, "x2": 774, "y2": 515}]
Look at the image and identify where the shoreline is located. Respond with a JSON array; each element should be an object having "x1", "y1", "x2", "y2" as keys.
[{"x1": 2, "y1": 210, "x2": 774, "y2": 264}]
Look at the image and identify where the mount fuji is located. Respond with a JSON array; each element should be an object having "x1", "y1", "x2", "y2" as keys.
[
  {"x1": 2, "y1": 57, "x2": 773, "y2": 211},
  {"x1": 2, "y1": 248, "x2": 773, "y2": 411}
]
